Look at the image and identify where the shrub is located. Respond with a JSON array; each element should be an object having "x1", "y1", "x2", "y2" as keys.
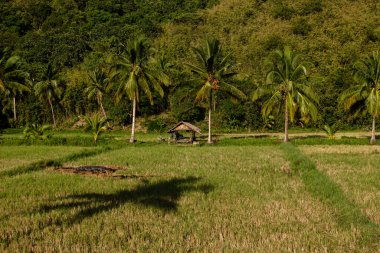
[
  {"x1": 23, "y1": 124, "x2": 52, "y2": 140},
  {"x1": 145, "y1": 118, "x2": 167, "y2": 132}
]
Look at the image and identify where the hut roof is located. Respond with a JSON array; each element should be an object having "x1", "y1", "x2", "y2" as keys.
[{"x1": 168, "y1": 121, "x2": 201, "y2": 134}]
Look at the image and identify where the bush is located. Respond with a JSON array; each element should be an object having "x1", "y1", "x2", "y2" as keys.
[{"x1": 145, "y1": 118, "x2": 167, "y2": 132}]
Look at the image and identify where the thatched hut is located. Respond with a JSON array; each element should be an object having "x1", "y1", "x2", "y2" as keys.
[{"x1": 168, "y1": 121, "x2": 201, "y2": 143}]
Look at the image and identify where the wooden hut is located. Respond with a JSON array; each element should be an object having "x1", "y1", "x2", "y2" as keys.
[{"x1": 168, "y1": 121, "x2": 201, "y2": 143}]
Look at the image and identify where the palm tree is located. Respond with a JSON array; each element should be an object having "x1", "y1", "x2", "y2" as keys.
[
  {"x1": 34, "y1": 64, "x2": 61, "y2": 128},
  {"x1": 0, "y1": 49, "x2": 30, "y2": 122},
  {"x1": 253, "y1": 46, "x2": 319, "y2": 142},
  {"x1": 85, "y1": 69, "x2": 111, "y2": 118},
  {"x1": 339, "y1": 50, "x2": 380, "y2": 145},
  {"x1": 114, "y1": 37, "x2": 169, "y2": 143},
  {"x1": 186, "y1": 38, "x2": 247, "y2": 144},
  {"x1": 83, "y1": 114, "x2": 108, "y2": 144}
]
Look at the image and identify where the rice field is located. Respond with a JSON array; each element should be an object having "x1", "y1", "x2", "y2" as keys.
[{"x1": 0, "y1": 139, "x2": 379, "y2": 252}]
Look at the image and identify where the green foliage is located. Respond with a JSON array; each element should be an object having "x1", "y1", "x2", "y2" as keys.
[
  {"x1": 34, "y1": 64, "x2": 62, "y2": 127},
  {"x1": 0, "y1": 0, "x2": 379, "y2": 132},
  {"x1": 253, "y1": 46, "x2": 319, "y2": 123},
  {"x1": 23, "y1": 124, "x2": 52, "y2": 140},
  {"x1": 114, "y1": 37, "x2": 168, "y2": 104},
  {"x1": 144, "y1": 118, "x2": 167, "y2": 133},
  {"x1": 83, "y1": 114, "x2": 108, "y2": 143},
  {"x1": 322, "y1": 123, "x2": 339, "y2": 140},
  {"x1": 0, "y1": 49, "x2": 31, "y2": 101},
  {"x1": 339, "y1": 51, "x2": 380, "y2": 117},
  {"x1": 85, "y1": 68, "x2": 112, "y2": 117}
]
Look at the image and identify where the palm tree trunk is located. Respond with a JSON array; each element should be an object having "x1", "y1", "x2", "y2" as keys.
[
  {"x1": 208, "y1": 91, "x2": 212, "y2": 144},
  {"x1": 97, "y1": 96, "x2": 107, "y2": 118},
  {"x1": 130, "y1": 95, "x2": 136, "y2": 143},
  {"x1": 213, "y1": 94, "x2": 216, "y2": 111},
  {"x1": 370, "y1": 113, "x2": 376, "y2": 145},
  {"x1": 99, "y1": 98, "x2": 107, "y2": 118},
  {"x1": 13, "y1": 96, "x2": 16, "y2": 122},
  {"x1": 48, "y1": 97, "x2": 56, "y2": 128},
  {"x1": 284, "y1": 99, "x2": 289, "y2": 143}
]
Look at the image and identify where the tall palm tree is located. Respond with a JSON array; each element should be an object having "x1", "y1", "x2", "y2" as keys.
[
  {"x1": 186, "y1": 38, "x2": 247, "y2": 144},
  {"x1": 339, "y1": 50, "x2": 380, "y2": 145},
  {"x1": 253, "y1": 46, "x2": 319, "y2": 142},
  {"x1": 85, "y1": 69, "x2": 111, "y2": 118},
  {"x1": 114, "y1": 37, "x2": 169, "y2": 143},
  {"x1": 34, "y1": 64, "x2": 62, "y2": 127},
  {"x1": 0, "y1": 49, "x2": 30, "y2": 122}
]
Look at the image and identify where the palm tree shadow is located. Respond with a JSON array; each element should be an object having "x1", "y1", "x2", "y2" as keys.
[{"x1": 38, "y1": 176, "x2": 213, "y2": 226}]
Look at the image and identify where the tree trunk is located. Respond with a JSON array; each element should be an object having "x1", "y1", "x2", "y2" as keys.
[
  {"x1": 284, "y1": 98, "x2": 289, "y2": 143},
  {"x1": 99, "y1": 100, "x2": 107, "y2": 118},
  {"x1": 98, "y1": 96, "x2": 107, "y2": 118},
  {"x1": 370, "y1": 113, "x2": 376, "y2": 145},
  {"x1": 130, "y1": 95, "x2": 136, "y2": 143},
  {"x1": 208, "y1": 91, "x2": 212, "y2": 144},
  {"x1": 48, "y1": 97, "x2": 56, "y2": 128},
  {"x1": 13, "y1": 96, "x2": 16, "y2": 122},
  {"x1": 213, "y1": 94, "x2": 216, "y2": 111}
]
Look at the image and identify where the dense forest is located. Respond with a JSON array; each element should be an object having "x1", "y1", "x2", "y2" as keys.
[{"x1": 0, "y1": 0, "x2": 379, "y2": 132}]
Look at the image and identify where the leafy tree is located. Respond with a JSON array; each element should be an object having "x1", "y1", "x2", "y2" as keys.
[
  {"x1": 186, "y1": 38, "x2": 247, "y2": 143},
  {"x1": 34, "y1": 64, "x2": 62, "y2": 127},
  {"x1": 113, "y1": 37, "x2": 169, "y2": 143},
  {"x1": 85, "y1": 69, "x2": 112, "y2": 118},
  {"x1": 0, "y1": 49, "x2": 31, "y2": 122},
  {"x1": 83, "y1": 113, "x2": 108, "y2": 144},
  {"x1": 339, "y1": 50, "x2": 380, "y2": 144},
  {"x1": 253, "y1": 46, "x2": 319, "y2": 142}
]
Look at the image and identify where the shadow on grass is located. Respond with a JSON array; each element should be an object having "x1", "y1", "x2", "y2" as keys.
[
  {"x1": 281, "y1": 143, "x2": 380, "y2": 249},
  {"x1": 0, "y1": 146, "x2": 120, "y2": 178},
  {"x1": 37, "y1": 176, "x2": 213, "y2": 226}
]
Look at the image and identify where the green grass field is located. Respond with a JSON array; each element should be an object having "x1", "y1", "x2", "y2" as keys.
[{"x1": 0, "y1": 134, "x2": 379, "y2": 252}]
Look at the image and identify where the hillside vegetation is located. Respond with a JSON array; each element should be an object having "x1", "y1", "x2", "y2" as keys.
[{"x1": 0, "y1": 0, "x2": 379, "y2": 131}]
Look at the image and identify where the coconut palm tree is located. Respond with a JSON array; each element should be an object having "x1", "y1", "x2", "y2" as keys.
[
  {"x1": 185, "y1": 38, "x2": 247, "y2": 144},
  {"x1": 339, "y1": 50, "x2": 380, "y2": 145},
  {"x1": 113, "y1": 37, "x2": 169, "y2": 143},
  {"x1": 0, "y1": 49, "x2": 30, "y2": 122},
  {"x1": 253, "y1": 46, "x2": 319, "y2": 142},
  {"x1": 85, "y1": 69, "x2": 111, "y2": 118},
  {"x1": 34, "y1": 64, "x2": 62, "y2": 127},
  {"x1": 83, "y1": 113, "x2": 108, "y2": 144}
]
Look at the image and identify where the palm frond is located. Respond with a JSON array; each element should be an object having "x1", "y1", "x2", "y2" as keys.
[{"x1": 219, "y1": 82, "x2": 247, "y2": 101}]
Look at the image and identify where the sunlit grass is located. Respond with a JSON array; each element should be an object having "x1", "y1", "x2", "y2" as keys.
[
  {"x1": 0, "y1": 146, "x2": 91, "y2": 171},
  {"x1": 1, "y1": 144, "x2": 377, "y2": 251},
  {"x1": 302, "y1": 145, "x2": 380, "y2": 227}
]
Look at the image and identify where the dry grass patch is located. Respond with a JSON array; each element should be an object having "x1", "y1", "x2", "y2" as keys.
[
  {"x1": 301, "y1": 145, "x2": 380, "y2": 155},
  {"x1": 0, "y1": 145, "x2": 372, "y2": 251}
]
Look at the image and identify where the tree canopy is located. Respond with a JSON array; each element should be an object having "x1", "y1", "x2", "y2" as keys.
[{"x1": 0, "y1": 0, "x2": 379, "y2": 132}]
